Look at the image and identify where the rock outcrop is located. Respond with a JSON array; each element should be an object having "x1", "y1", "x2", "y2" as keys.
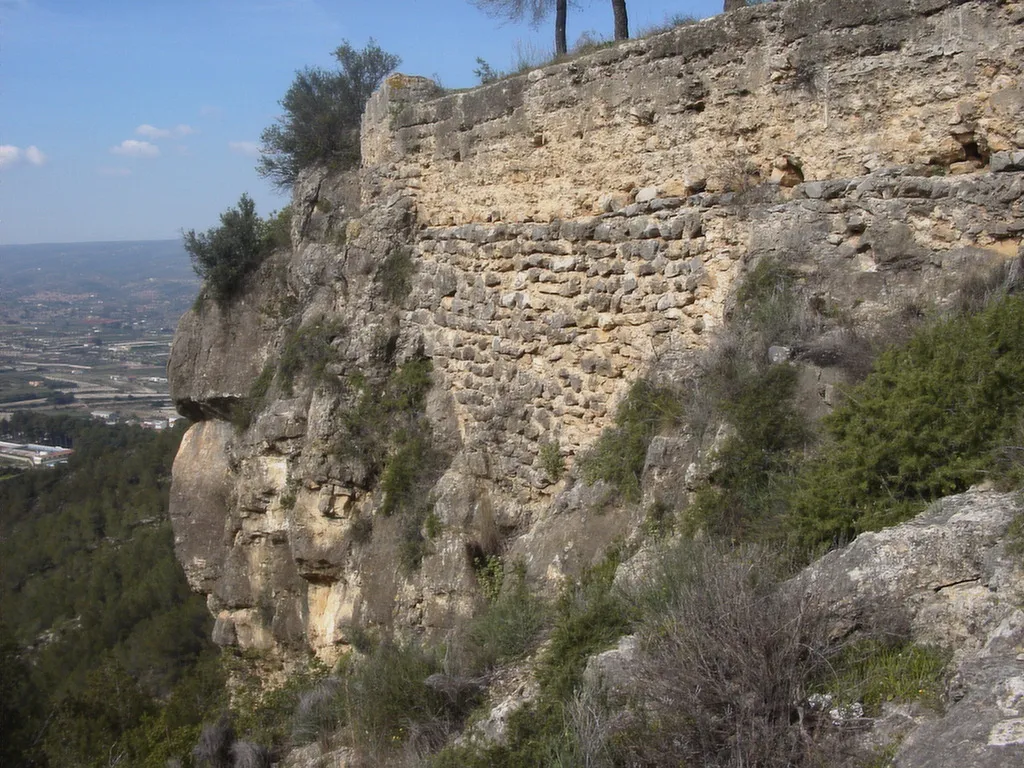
[
  {"x1": 797, "y1": 489, "x2": 1024, "y2": 766},
  {"x1": 168, "y1": 0, "x2": 1024, "y2": 671}
]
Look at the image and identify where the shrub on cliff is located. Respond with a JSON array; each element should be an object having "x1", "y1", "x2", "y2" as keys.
[
  {"x1": 184, "y1": 194, "x2": 282, "y2": 303},
  {"x1": 790, "y1": 294, "x2": 1024, "y2": 548},
  {"x1": 618, "y1": 540, "x2": 834, "y2": 767},
  {"x1": 689, "y1": 363, "x2": 808, "y2": 540},
  {"x1": 257, "y1": 40, "x2": 399, "y2": 189},
  {"x1": 579, "y1": 379, "x2": 684, "y2": 501}
]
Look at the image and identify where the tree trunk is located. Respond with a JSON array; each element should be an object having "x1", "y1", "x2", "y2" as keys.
[
  {"x1": 612, "y1": 0, "x2": 629, "y2": 40},
  {"x1": 555, "y1": 0, "x2": 567, "y2": 55}
]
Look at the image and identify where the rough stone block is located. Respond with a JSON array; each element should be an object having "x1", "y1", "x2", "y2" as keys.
[
  {"x1": 991, "y1": 151, "x2": 1024, "y2": 173},
  {"x1": 635, "y1": 186, "x2": 660, "y2": 204}
]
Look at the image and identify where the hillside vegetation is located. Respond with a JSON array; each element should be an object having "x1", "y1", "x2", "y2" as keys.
[
  {"x1": 172, "y1": 258, "x2": 1023, "y2": 767},
  {"x1": 0, "y1": 415, "x2": 224, "y2": 767}
]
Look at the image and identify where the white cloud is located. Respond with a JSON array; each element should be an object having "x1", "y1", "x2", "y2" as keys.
[
  {"x1": 0, "y1": 145, "x2": 21, "y2": 168},
  {"x1": 99, "y1": 166, "x2": 132, "y2": 177},
  {"x1": 24, "y1": 145, "x2": 46, "y2": 165},
  {"x1": 111, "y1": 139, "x2": 160, "y2": 158},
  {"x1": 0, "y1": 144, "x2": 47, "y2": 169},
  {"x1": 199, "y1": 105, "x2": 222, "y2": 118},
  {"x1": 228, "y1": 140, "x2": 261, "y2": 157},
  {"x1": 136, "y1": 123, "x2": 195, "y2": 140},
  {"x1": 136, "y1": 124, "x2": 171, "y2": 139}
]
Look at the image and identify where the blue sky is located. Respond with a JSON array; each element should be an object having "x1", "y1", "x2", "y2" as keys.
[{"x1": 1, "y1": 0, "x2": 723, "y2": 245}]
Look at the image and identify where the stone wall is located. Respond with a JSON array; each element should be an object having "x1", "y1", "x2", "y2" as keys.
[
  {"x1": 168, "y1": 0, "x2": 1024, "y2": 662},
  {"x1": 363, "y1": 0, "x2": 1023, "y2": 226},
  {"x1": 355, "y1": 0, "x2": 1024, "y2": 500},
  {"x1": 399, "y1": 168, "x2": 1023, "y2": 503}
]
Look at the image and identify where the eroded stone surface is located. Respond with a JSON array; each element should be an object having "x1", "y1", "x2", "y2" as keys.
[
  {"x1": 168, "y1": 0, "x2": 1024, "y2": 667},
  {"x1": 794, "y1": 489, "x2": 1024, "y2": 767}
]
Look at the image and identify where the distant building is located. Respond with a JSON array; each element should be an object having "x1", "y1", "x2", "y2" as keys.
[{"x1": 0, "y1": 440, "x2": 74, "y2": 467}]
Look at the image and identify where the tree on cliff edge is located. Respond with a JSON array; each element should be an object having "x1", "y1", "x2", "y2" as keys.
[
  {"x1": 611, "y1": 0, "x2": 628, "y2": 40},
  {"x1": 473, "y1": 1, "x2": 629, "y2": 57},
  {"x1": 257, "y1": 40, "x2": 400, "y2": 190},
  {"x1": 473, "y1": 0, "x2": 570, "y2": 56},
  {"x1": 184, "y1": 193, "x2": 268, "y2": 302}
]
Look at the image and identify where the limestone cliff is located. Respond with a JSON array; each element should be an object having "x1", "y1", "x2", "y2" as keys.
[{"x1": 168, "y1": 0, "x2": 1024, "y2": 673}]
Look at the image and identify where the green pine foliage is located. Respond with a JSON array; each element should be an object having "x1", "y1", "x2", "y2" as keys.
[
  {"x1": 791, "y1": 295, "x2": 1024, "y2": 548},
  {"x1": 184, "y1": 193, "x2": 285, "y2": 304},
  {"x1": 579, "y1": 379, "x2": 684, "y2": 501},
  {"x1": 689, "y1": 363, "x2": 807, "y2": 540},
  {"x1": 257, "y1": 40, "x2": 400, "y2": 189},
  {"x1": 0, "y1": 414, "x2": 223, "y2": 767}
]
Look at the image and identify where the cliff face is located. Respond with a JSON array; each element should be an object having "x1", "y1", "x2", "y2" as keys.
[{"x1": 168, "y1": 0, "x2": 1024, "y2": 665}]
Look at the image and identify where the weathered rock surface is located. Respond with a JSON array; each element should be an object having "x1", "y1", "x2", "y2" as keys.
[
  {"x1": 365, "y1": 0, "x2": 1024, "y2": 226},
  {"x1": 168, "y1": 0, "x2": 1024, "y2": 669},
  {"x1": 471, "y1": 490, "x2": 1024, "y2": 763},
  {"x1": 796, "y1": 489, "x2": 1024, "y2": 766}
]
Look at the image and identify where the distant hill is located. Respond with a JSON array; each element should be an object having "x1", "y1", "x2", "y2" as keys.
[
  {"x1": 0, "y1": 239, "x2": 198, "y2": 297},
  {"x1": 0, "y1": 240, "x2": 201, "y2": 331}
]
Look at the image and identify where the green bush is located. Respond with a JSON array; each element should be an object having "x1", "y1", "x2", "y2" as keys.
[
  {"x1": 343, "y1": 639, "x2": 458, "y2": 757},
  {"x1": 642, "y1": 500, "x2": 675, "y2": 538},
  {"x1": 230, "y1": 659, "x2": 328, "y2": 753},
  {"x1": 258, "y1": 40, "x2": 400, "y2": 189},
  {"x1": 398, "y1": 513, "x2": 430, "y2": 574},
  {"x1": 264, "y1": 206, "x2": 293, "y2": 251},
  {"x1": 424, "y1": 511, "x2": 443, "y2": 540},
  {"x1": 461, "y1": 568, "x2": 546, "y2": 672},
  {"x1": 539, "y1": 441, "x2": 564, "y2": 481},
  {"x1": 689, "y1": 363, "x2": 807, "y2": 540},
  {"x1": 469, "y1": 554, "x2": 504, "y2": 602},
  {"x1": 731, "y1": 256, "x2": 806, "y2": 362},
  {"x1": 579, "y1": 380, "x2": 683, "y2": 501},
  {"x1": 184, "y1": 193, "x2": 281, "y2": 303},
  {"x1": 378, "y1": 246, "x2": 416, "y2": 304},
  {"x1": 277, "y1": 318, "x2": 346, "y2": 395},
  {"x1": 790, "y1": 295, "x2": 1024, "y2": 549},
  {"x1": 433, "y1": 553, "x2": 629, "y2": 767},
  {"x1": 432, "y1": 697, "x2": 571, "y2": 768},
  {"x1": 472, "y1": 56, "x2": 504, "y2": 84},
  {"x1": 818, "y1": 639, "x2": 949, "y2": 716},
  {"x1": 542, "y1": 551, "x2": 633, "y2": 701},
  {"x1": 339, "y1": 357, "x2": 440, "y2": 515},
  {"x1": 379, "y1": 429, "x2": 432, "y2": 517}
]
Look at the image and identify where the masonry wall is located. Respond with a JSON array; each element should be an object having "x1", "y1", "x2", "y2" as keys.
[
  {"x1": 169, "y1": 0, "x2": 1024, "y2": 660},
  {"x1": 354, "y1": 0, "x2": 1024, "y2": 499}
]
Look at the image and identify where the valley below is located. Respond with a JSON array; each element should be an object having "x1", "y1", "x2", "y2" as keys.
[{"x1": 0, "y1": 239, "x2": 199, "y2": 429}]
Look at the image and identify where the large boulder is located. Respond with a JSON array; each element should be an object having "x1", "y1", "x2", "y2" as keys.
[{"x1": 795, "y1": 488, "x2": 1024, "y2": 766}]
